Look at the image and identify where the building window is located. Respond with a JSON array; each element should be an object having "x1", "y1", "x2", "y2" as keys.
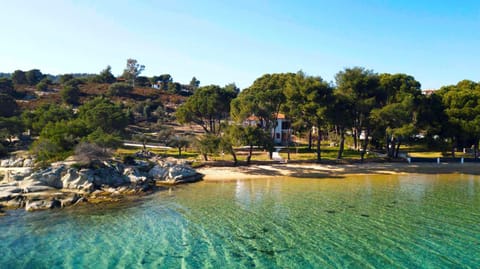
[{"x1": 276, "y1": 133, "x2": 280, "y2": 139}]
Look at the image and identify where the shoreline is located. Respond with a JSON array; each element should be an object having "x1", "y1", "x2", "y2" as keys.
[{"x1": 196, "y1": 162, "x2": 480, "y2": 181}]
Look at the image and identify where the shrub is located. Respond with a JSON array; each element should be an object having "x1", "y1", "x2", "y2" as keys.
[{"x1": 108, "y1": 83, "x2": 133, "y2": 96}]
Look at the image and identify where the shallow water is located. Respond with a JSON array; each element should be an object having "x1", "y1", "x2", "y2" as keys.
[{"x1": 1, "y1": 174, "x2": 479, "y2": 268}]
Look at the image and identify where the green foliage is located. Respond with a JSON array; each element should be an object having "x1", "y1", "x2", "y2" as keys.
[
  {"x1": 0, "y1": 78, "x2": 15, "y2": 96},
  {"x1": 167, "y1": 81, "x2": 181, "y2": 94},
  {"x1": 31, "y1": 138, "x2": 67, "y2": 164},
  {"x1": 0, "y1": 93, "x2": 18, "y2": 117},
  {"x1": 78, "y1": 97, "x2": 128, "y2": 133},
  {"x1": 108, "y1": 82, "x2": 133, "y2": 96},
  {"x1": 63, "y1": 78, "x2": 84, "y2": 87},
  {"x1": 92, "y1": 65, "x2": 116, "y2": 84},
  {"x1": 11, "y1": 70, "x2": 27, "y2": 85},
  {"x1": 25, "y1": 69, "x2": 45, "y2": 86},
  {"x1": 36, "y1": 81, "x2": 49, "y2": 92},
  {"x1": 231, "y1": 73, "x2": 293, "y2": 130},
  {"x1": 0, "y1": 117, "x2": 24, "y2": 142},
  {"x1": 22, "y1": 104, "x2": 74, "y2": 135},
  {"x1": 40, "y1": 120, "x2": 88, "y2": 151},
  {"x1": 59, "y1": 74, "x2": 75, "y2": 85},
  {"x1": 176, "y1": 85, "x2": 237, "y2": 134},
  {"x1": 196, "y1": 134, "x2": 221, "y2": 160},
  {"x1": 151, "y1": 74, "x2": 172, "y2": 91},
  {"x1": 166, "y1": 135, "x2": 191, "y2": 156},
  {"x1": 60, "y1": 85, "x2": 80, "y2": 105},
  {"x1": 135, "y1": 76, "x2": 150, "y2": 87},
  {"x1": 85, "y1": 128, "x2": 122, "y2": 149},
  {"x1": 123, "y1": 58, "x2": 145, "y2": 86},
  {"x1": 189, "y1": 76, "x2": 200, "y2": 91}
]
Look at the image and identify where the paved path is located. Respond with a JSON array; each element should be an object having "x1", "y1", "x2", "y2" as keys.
[{"x1": 123, "y1": 143, "x2": 171, "y2": 150}]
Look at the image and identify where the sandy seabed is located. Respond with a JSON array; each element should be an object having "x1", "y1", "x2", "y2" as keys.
[{"x1": 196, "y1": 162, "x2": 480, "y2": 181}]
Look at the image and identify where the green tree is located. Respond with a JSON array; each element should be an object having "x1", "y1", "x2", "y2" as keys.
[
  {"x1": 60, "y1": 85, "x2": 80, "y2": 105},
  {"x1": 11, "y1": 70, "x2": 27, "y2": 85},
  {"x1": 95, "y1": 65, "x2": 116, "y2": 84},
  {"x1": 370, "y1": 73, "x2": 422, "y2": 158},
  {"x1": 176, "y1": 85, "x2": 237, "y2": 134},
  {"x1": 78, "y1": 97, "x2": 128, "y2": 133},
  {"x1": 284, "y1": 72, "x2": 333, "y2": 161},
  {"x1": 59, "y1": 74, "x2": 75, "y2": 85},
  {"x1": 196, "y1": 134, "x2": 220, "y2": 161},
  {"x1": 151, "y1": 74, "x2": 172, "y2": 91},
  {"x1": 189, "y1": 77, "x2": 200, "y2": 91},
  {"x1": 85, "y1": 127, "x2": 122, "y2": 151},
  {"x1": 22, "y1": 104, "x2": 74, "y2": 135},
  {"x1": 167, "y1": 135, "x2": 191, "y2": 156},
  {"x1": 0, "y1": 94, "x2": 18, "y2": 117},
  {"x1": 108, "y1": 82, "x2": 133, "y2": 96},
  {"x1": 437, "y1": 80, "x2": 480, "y2": 157},
  {"x1": 0, "y1": 117, "x2": 24, "y2": 143},
  {"x1": 167, "y1": 81, "x2": 181, "y2": 94},
  {"x1": 36, "y1": 81, "x2": 49, "y2": 92},
  {"x1": 231, "y1": 73, "x2": 294, "y2": 158},
  {"x1": 0, "y1": 78, "x2": 14, "y2": 96},
  {"x1": 123, "y1": 58, "x2": 145, "y2": 86},
  {"x1": 335, "y1": 67, "x2": 381, "y2": 161},
  {"x1": 25, "y1": 69, "x2": 45, "y2": 86},
  {"x1": 135, "y1": 76, "x2": 150, "y2": 87}
]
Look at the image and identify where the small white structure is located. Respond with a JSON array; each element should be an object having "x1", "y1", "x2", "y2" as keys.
[{"x1": 244, "y1": 113, "x2": 292, "y2": 145}]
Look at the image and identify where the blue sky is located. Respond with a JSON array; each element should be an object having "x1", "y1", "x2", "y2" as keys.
[{"x1": 1, "y1": 0, "x2": 479, "y2": 89}]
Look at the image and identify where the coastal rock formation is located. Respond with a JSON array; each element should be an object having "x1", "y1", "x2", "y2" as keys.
[
  {"x1": 148, "y1": 161, "x2": 203, "y2": 184},
  {"x1": 0, "y1": 158, "x2": 203, "y2": 213},
  {"x1": 0, "y1": 157, "x2": 35, "y2": 168}
]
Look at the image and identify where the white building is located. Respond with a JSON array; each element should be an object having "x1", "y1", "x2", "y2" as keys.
[{"x1": 244, "y1": 113, "x2": 292, "y2": 145}]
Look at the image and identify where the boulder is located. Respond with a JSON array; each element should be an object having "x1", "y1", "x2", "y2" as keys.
[
  {"x1": 11, "y1": 158, "x2": 24, "y2": 167},
  {"x1": 1, "y1": 159, "x2": 10, "y2": 167},
  {"x1": 61, "y1": 168, "x2": 93, "y2": 192},
  {"x1": 91, "y1": 167, "x2": 129, "y2": 187},
  {"x1": 123, "y1": 167, "x2": 147, "y2": 183},
  {"x1": 10, "y1": 169, "x2": 33, "y2": 181},
  {"x1": 148, "y1": 165, "x2": 168, "y2": 180},
  {"x1": 0, "y1": 186, "x2": 23, "y2": 201},
  {"x1": 26, "y1": 165, "x2": 66, "y2": 188},
  {"x1": 25, "y1": 199, "x2": 60, "y2": 211},
  {"x1": 59, "y1": 194, "x2": 81, "y2": 207},
  {"x1": 23, "y1": 159, "x2": 34, "y2": 167}
]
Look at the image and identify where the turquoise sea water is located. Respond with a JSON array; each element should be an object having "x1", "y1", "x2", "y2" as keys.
[{"x1": 1, "y1": 174, "x2": 479, "y2": 268}]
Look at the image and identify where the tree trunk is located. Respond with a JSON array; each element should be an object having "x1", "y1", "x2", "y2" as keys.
[
  {"x1": 308, "y1": 129, "x2": 313, "y2": 150},
  {"x1": 247, "y1": 144, "x2": 253, "y2": 165},
  {"x1": 337, "y1": 128, "x2": 345, "y2": 159},
  {"x1": 353, "y1": 128, "x2": 358, "y2": 150},
  {"x1": 316, "y1": 130, "x2": 321, "y2": 162},
  {"x1": 203, "y1": 153, "x2": 208, "y2": 161},
  {"x1": 475, "y1": 141, "x2": 479, "y2": 159},
  {"x1": 231, "y1": 149, "x2": 238, "y2": 166},
  {"x1": 395, "y1": 139, "x2": 401, "y2": 158},
  {"x1": 360, "y1": 130, "x2": 369, "y2": 162},
  {"x1": 451, "y1": 139, "x2": 456, "y2": 158}
]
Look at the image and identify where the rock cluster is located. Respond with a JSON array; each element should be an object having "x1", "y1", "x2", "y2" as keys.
[
  {"x1": 0, "y1": 157, "x2": 35, "y2": 168},
  {"x1": 0, "y1": 158, "x2": 203, "y2": 212}
]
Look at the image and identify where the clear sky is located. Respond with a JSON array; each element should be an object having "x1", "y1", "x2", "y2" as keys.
[{"x1": 1, "y1": 0, "x2": 479, "y2": 89}]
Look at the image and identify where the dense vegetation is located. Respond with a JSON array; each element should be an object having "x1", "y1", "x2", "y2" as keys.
[{"x1": 0, "y1": 59, "x2": 479, "y2": 165}]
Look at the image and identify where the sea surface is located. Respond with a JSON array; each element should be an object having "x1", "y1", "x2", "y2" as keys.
[{"x1": 1, "y1": 174, "x2": 479, "y2": 268}]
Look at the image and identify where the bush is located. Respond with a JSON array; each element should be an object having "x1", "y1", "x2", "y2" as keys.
[
  {"x1": 36, "y1": 81, "x2": 49, "y2": 91},
  {"x1": 108, "y1": 83, "x2": 133, "y2": 96},
  {"x1": 60, "y1": 85, "x2": 80, "y2": 105},
  {"x1": 74, "y1": 142, "x2": 111, "y2": 165}
]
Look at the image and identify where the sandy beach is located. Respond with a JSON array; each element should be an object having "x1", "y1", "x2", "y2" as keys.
[{"x1": 196, "y1": 162, "x2": 480, "y2": 181}]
